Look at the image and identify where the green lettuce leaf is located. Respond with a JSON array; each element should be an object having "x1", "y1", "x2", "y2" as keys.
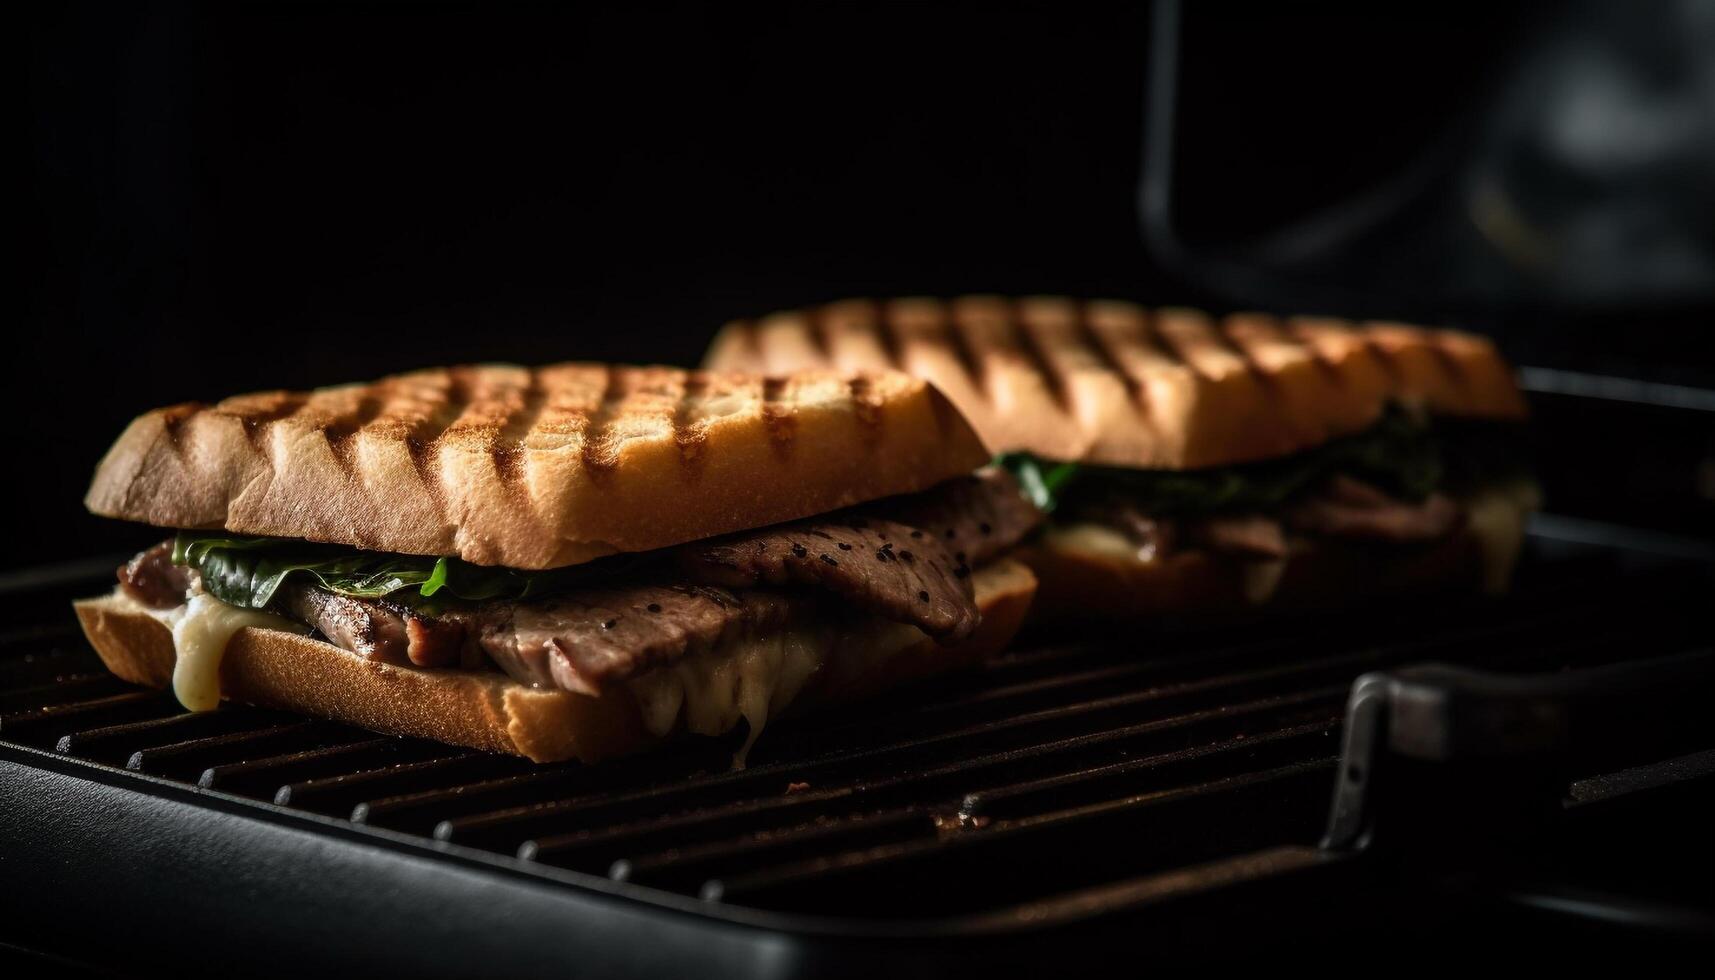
[
  {"x1": 172, "y1": 534, "x2": 578, "y2": 611},
  {"x1": 1002, "y1": 453, "x2": 1081, "y2": 514},
  {"x1": 998, "y1": 404, "x2": 1446, "y2": 517}
]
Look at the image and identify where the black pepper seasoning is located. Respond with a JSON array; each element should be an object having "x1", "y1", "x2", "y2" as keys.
[
  {"x1": 917, "y1": 590, "x2": 930, "y2": 602},
  {"x1": 837, "y1": 542, "x2": 852, "y2": 550},
  {"x1": 820, "y1": 554, "x2": 838, "y2": 566},
  {"x1": 646, "y1": 603, "x2": 662, "y2": 613},
  {"x1": 790, "y1": 543, "x2": 808, "y2": 559}
]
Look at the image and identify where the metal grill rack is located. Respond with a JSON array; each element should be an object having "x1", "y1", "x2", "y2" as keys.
[{"x1": 2, "y1": 532, "x2": 1711, "y2": 975}]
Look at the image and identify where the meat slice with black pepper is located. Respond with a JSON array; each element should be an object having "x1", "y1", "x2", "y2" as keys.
[
  {"x1": 870, "y1": 467, "x2": 1044, "y2": 568},
  {"x1": 675, "y1": 519, "x2": 979, "y2": 641},
  {"x1": 472, "y1": 585, "x2": 798, "y2": 695},
  {"x1": 116, "y1": 541, "x2": 194, "y2": 609},
  {"x1": 1284, "y1": 475, "x2": 1462, "y2": 543}
]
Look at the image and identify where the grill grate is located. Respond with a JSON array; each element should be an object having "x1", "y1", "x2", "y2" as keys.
[{"x1": 1, "y1": 545, "x2": 1709, "y2": 927}]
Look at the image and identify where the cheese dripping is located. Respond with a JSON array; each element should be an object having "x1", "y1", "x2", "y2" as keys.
[
  {"x1": 1464, "y1": 480, "x2": 1541, "y2": 594},
  {"x1": 625, "y1": 618, "x2": 926, "y2": 767},
  {"x1": 150, "y1": 592, "x2": 307, "y2": 711}
]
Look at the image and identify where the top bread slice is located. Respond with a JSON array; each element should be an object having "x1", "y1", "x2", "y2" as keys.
[
  {"x1": 705, "y1": 297, "x2": 1529, "y2": 470},
  {"x1": 87, "y1": 364, "x2": 989, "y2": 569}
]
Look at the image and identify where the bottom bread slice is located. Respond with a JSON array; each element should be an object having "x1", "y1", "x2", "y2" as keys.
[
  {"x1": 1016, "y1": 515, "x2": 1526, "y2": 623},
  {"x1": 73, "y1": 558, "x2": 1038, "y2": 764}
]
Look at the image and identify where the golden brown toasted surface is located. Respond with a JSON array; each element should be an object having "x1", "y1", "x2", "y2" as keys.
[
  {"x1": 705, "y1": 297, "x2": 1529, "y2": 469},
  {"x1": 86, "y1": 364, "x2": 989, "y2": 569},
  {"x1": 72, "y1": 559, "x2": 1037, "y2": 764}
]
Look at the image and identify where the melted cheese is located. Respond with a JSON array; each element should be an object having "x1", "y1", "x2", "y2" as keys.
[
  {"x1": 625, "y1": 618, "x2": 925, "y2": 767},
  {"x1": 1047, "y1": 522, "x2": 1157, "y2": 562},
  {"x1": 154, "y1": 593, "x2": 307, "y2": 711},
  {"x1": 1464, "y1": 480, "x2": 1540, "y2": 594},
  {"x1": 1239, "y1": 558, "x2": 1288, "y2": 604}
]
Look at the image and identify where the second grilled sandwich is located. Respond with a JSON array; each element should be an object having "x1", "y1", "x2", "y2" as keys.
[{"x1": 706, "y1": 297, "x2": 1538, "y2": 620}]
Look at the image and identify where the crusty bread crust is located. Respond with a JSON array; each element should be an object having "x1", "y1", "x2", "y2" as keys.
[
  {"x1": 1014, "y1": 525, "x2": 1509, "y2": 623},
  {"x1": 705, "y1": 297, "x2": 1529, "y2": 470},
  {"x1": 85, "y1": 366, "x2": 988, "y2": 569},
  {"x1": 72, "y1": 560, "x2": 1038, "y2": 764}
]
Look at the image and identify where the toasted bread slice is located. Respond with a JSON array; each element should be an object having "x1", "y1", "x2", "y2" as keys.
[
  {"x1": 73, "y1": 560, "x2": 1038, "y2": 764},
  {"x1": 86, "y1": 365, "x2": 988, "y2": 569},
  {"x1": 705, "y1": 297, "x2": 1528, "y2": 470}
]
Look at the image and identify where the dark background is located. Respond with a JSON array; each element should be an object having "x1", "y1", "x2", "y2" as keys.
[{"x1": 24, "y1": 1, "x2": 1713, "y2": 569}]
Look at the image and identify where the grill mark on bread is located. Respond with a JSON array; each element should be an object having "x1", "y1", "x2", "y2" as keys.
[
  {"x1": 734, "y1": 321, "x2": 765, "y2": 367},
  {"x1": 672, "y1": 371, "x2": 713, "y2": 465},
  {"x1": 221, "y1": 393, "x2": 310, "y2": 449},
  {"x1": 1147, "y1": 308, "x2": 1205, "y2": 379},
  {"x1": 1426, "y1": 331, "x2": 1473, "y2": 393},
  {"x1": 945, "y1": 317, "x2": 986, "y2": 391},
  {"x1": 403, "y1": 370, "x2": 470, "y2": 497},
  {"x1": 847, "y1": 373, "x2": 884, "y2": 438},
  {"x1": 1085, "y1": 302, "x2": 1162, "y2": 425},
  {"x1": 912, "y1": 303, "x2": 969, "y2": 401},
  {"x1": 492, "y1": 370, "x2": 545, "y2": 490},
  {"x1": 760, "y1": 375, "x2": 797, "y2": 455},
  {"x1": 1358, "y1": 331, "x2": 1406, "y2": 384},
  {"x1": 1283, "y1": 317, "x2": 1351, "y2": 386},
  {"x1": 578, "y1": 365, "x2": 623, "y2": 475},
  {"x1": 1073, "y1": 301, "x2": 1146, "y2": 407},
  {"x1": 403, "y1": 436, "x2": 443, "y2": 497},
  {"x1": 322, "y1": 391, "x2": 389, "y2": 474},
  {"x1": 911, "y1": 300, "x2": 981, "y2": 391},
  {"x1": 1007, "y1": 302, "x2": 1074, "y2": 413},
  {"x1": 1218, "y1": 314, "x2": 1288, "y2": 397},
  {"x1": 805, "y1": 305, "x2": 834, "y2": 364},
  {"x1": 158, "y1": 403, "x2": 202, "y2": 457},
  {"x1": 837, "y1": 300, "x2": 896, "y2": 372},
  {"x1": 498, "y1": 369, "x2": 547, "y2": 445},
  {"x1": 872, "y1": 301, "x2": 906, "y2": 370}
]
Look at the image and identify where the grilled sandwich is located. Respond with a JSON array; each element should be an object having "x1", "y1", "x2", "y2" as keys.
[
  {"x1": 706, "y1": 297, "x2": 1538, "y2": 620},
  {"x1": 76, "y1": 365, "x2": 1041, "y2": 762}
]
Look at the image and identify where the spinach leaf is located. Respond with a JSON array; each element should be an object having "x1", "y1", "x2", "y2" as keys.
[
  {"x1": 1000, "y1": 452, "x2": 1081, "y2": 514},
  {"x1": 172, "y1": 534, "x2": 578, "y2": 611},
  {"x1": 998, "y1": 404, "x2": 1446, "y2": 517}
]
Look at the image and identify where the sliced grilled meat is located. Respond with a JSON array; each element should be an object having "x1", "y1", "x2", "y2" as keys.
[
  {"x1": 870, "y1": 467, "x2": 1043, "y2": 567},
  {"x1": 274, "y1": 584, "x2": 466, "y2": 668},
  {"x1": 675, "y1": 517, "x2": 977, "y2": 641},
  {"x1": 473, "y1": 585, "x2": 798, "y2": 695},
  {"x1": 116, "y1": 541, "x2": 193, "y2": 609},
  {"x1": 1285, "y1": 475, "x2": 1462, "y2": 543},
  {"x1": 1188, "y1": 514, "x2": 1288, "y2": 560}
]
